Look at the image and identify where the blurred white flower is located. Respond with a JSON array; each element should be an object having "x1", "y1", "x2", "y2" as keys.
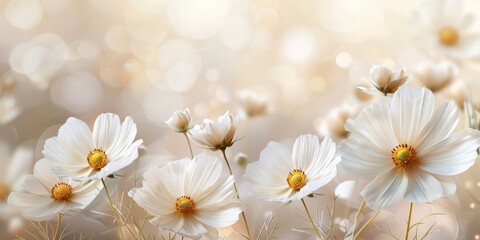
[
  {"x1": 0, "y1": 142, "x2": 34, "y2": 220},
  {"x1": 413, "y1": 0, "x2": 480, "y2": 60},
  {"x1": 245, "y1": 134, "x2": 340, "y2": 202},
  {"x1": 189, "y1": 111, "x2": 238, "y2": 151},
  {"x1": 357, "y1": 65, "x2": 408, "y2": 95},
  {"x1": 340, "y1": 86, "x2": 480, "y2": 210},
  {"x1": 238, "y1": 91, "x2": 269, "y2": 117},
  {"x1": 129, "y1": 154, "x2": 244, "y2": 240},
  {"x1": 414, "y1": 61, "x2": 456, "y2": 92},
  {"x1": 165, "y1": 108, "x2": 193, "y2": 133},
  {"x1": 7, "y1": 159, "x2": 102, "y2": 221},
  {"x1": 44, "y1": 113, "x2": 143, "y2": 181},
  {"x1": 317, "y1": 104, "x2": 358, "y2": 140},
  {"x1": 0, "y1": 96, "x2": 21, "y2": 125}
]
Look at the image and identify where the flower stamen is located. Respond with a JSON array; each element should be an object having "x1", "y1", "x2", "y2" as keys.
[
  {"x1": 51, "y1": 182, "x2": 73, "y2": 201},
  {"x1": 87, "y1": 149, "x2": 108, "y2": 170},
  {"x1": 438, "y1": 26, "x2": 459, "y2": 46},
  {"x1": 391, "y1": 144, "x2": 417, "y2": 168},
  {"x1": 287, "y1": 169, "x2": 307, "y2": 190},
  {"x1": 176, "y1": 196, "x2": 195, "y2": 214}
]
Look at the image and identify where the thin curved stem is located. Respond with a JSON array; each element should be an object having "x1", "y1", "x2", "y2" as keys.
[
  {"x1": 221, "y1": 149, "x2": 252, "y2": 240},
  {"x1": 405, "y1": 202, "x2": 413, "y2": 240},
  {"x1": 350, "y1": 200, "x2": 366, "y2": 238},
  {"x1": 53, "y1": 213, "x2": 62, "y2": 240},
  {"x1": 353, "y1": 210, "x2": 380, "y2": 240},
  {"x1": 102, "y1": 179, "x2": 126, "y2": 240},
  {"x1": 301, "y1": 198, "x2": 323, "y2": 240},
  {"x1": 183, "y1": 132, "x2": 194, "y2": 159}
]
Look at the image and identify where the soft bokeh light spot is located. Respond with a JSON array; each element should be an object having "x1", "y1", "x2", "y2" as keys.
[
  {"x1": 220, "y1": 16, "x2": 252, "y2": 50},
  {"x1": 146, "y1": 39, "x2": 201, "y2": 92},
  {"x1": 206, "y1": 68, "x2": 220, "y2": 82},
  {"x1": 5, "y1": 0, "x2": 43, "y2": 30},
  {"x1": 336, "y1": 52, "x2": 353, "y2": 68},
  {"x1": 166, "y1": 62, "x2": 197, "y2": 92},
  {"x1": 50, "y1": 72, "x2": 103, "y2": 113},
  {"x1": 167, "y1": 0, "x2": 230, "y2": 40},
  {"x1": 281, "y1": 28, "x2": 323, "y2": 63},
  {"x1": 9, "y1": 34, "x2": 68, "y2": 90},
  {"x1": 105, "y1": 25, "x2": 131, "y2": 54}
]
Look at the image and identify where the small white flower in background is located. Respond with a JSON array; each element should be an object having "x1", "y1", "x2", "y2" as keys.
[
  {"x1": 340, "y1": 86, "x2": 480, "y2": 210},
  {"x1": 7, "y1": 159, "x2": 102, "y2": 221},
  {"x1": 44, "y1": 113, "x2": 143, "y2": 181},
  {"x1": 0, "y1": 142, "x2": 34, "y2": 219},
  {"x1": 244, "y1": 134, "x2": 340, "y2": 202},
  {"x1": 238, "y1": 91, "x2": 269, "y2": 117},
  {"x1": 189, "y1": 111, "x2": 238, "y2": 151},
  {"x1": 316, "y1": 103, "x2": 358, "y2": 140},
  {"x1": 413, "y1": 0, "x2": 480, "y2": 60},
  {"x1": 165, "y1": 108, "x2": 194, "y2": 133},
  {"x1": 414, "y1": 61, "x2": 456, "y2": 92},
  {"x1": 357, "y1": 65, "x2": 408, "y2": 95},
  {"x1": 129, "y1": 154, "x2": 244, "y2": 240}
]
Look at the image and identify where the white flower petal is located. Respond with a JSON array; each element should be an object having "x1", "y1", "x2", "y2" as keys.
[
  {"x1": 195, "y1": 202, "x2": 243, "y2": 227},
  {"x1": 419, "y1": 128, "x2": 480, "y2": 176},
  {"x1": 345, "y1": 97, "x2": 397, "y2": 152},
  {"x1": 416, "y1": 101, "x2": 459, "y2": 153},
  {"x1": 21, "y1": 175, "x2": 49, "y2": 196},
  {"x1": 129, "y1": 187, "x2": 176, "y2": 216},
  {"x1": 292, "y1": 134, "x2": 320, "y2": 170},
  {"x1": 361, "y1": 169, "x2": 408, "y2": 210},
  {"x1": 391, "y1": 86, "x2": 435, "y2": 144},
  {"x1": 405, "y1": 169, "x2": 443, "y2": 203},
  {"x1": 244, "y1": 142, "x2": 294, "y2": 201},
  {"x1": 93, "y1": 113, "x2": 121, "y2": 150},
  {"x1": 339, "y1": 137, "x2": 392, "y2": 176}
]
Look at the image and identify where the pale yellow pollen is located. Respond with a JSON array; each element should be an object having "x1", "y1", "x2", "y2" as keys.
[
  {"x1": 391, "y1": 144, "x2": 417, "y2": 168},
  {"x1": 51, "y1": 182, "x2": 73, "y2": 201},
  {"x1": 438, "y1": 27, "x2": 459, "y2": 46},
  {"x1": 0, "y1": 183, "x2": 10, "y2": 200},
  {"x1": 287, "y1": 169, "x2": 307, "y2": 190},
  {"x1": 87, "y1": 149, "x2": 108, "y2": 170},
  {"x1": 176, "y1": 196, "x2": 195, "y2": 214}
]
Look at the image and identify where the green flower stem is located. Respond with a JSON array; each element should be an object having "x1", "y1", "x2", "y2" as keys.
[
  {"x1": 301, "y1": 198, "x2": 323, "y2": 240},
  {"x1": 102, "y1": 179, "x2": 126, "y2": 240},
  {"x1": 221, "y1": 149, "x2": 252, "y2": 240}
]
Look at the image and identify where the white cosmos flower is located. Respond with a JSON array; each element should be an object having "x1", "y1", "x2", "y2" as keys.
[
  {"x1": 44, "y1": 113, "x2": 143, "y2": 181},
  {"x1": 165, "y1": 108, "x2": 194, "y2": 133},
  {"x1": 189, "y1": 111, "x2": 238, "y2": 150},
  {"x1": 238, "y1": 91, "x2": 269, "y2": 117},
  {"x1": 7, "y1": 159, "x2": 102, "y2": 221},
  {"x1": 340, "y1": 86, "x2": 480, "y2": 210},
  {"x1": 129, "y1": 154, "x2": 244, "y2": 240},
  {"x1": 414, "y1": 61, "x2": 456, "y2": 92},
  {"x1": 413, "y1": 0, "x2": 480, "y2": 60},
  {"x1": 244, "y1": 134, "x2": 340, "y2": 202},
  {"x1": 357, "y1": 65, "x2": 408, "y2": 95}
]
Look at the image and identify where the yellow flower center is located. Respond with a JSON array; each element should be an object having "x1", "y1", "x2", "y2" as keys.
[
  {"x1": 0, "y1": 183, "x2": 10, "y2": 200},
  {"x1": 438, "y1": 27, "x2": 459, "y2": 46},
  {"x1": 176, "y1": 196, "x2": 195, "y2": 214},
  {"x1": 391, "y1": 144, "x2": 417, "y2": 168},
  {"x1": 287, "y1": 169, "x2": 307, "y2": 190},
  {"x1": 51, "y1": 182, "x2": 73, "y2": 201},
  {"x1": 87, "y1": 149, "x2": 108, "y2": 170}
]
